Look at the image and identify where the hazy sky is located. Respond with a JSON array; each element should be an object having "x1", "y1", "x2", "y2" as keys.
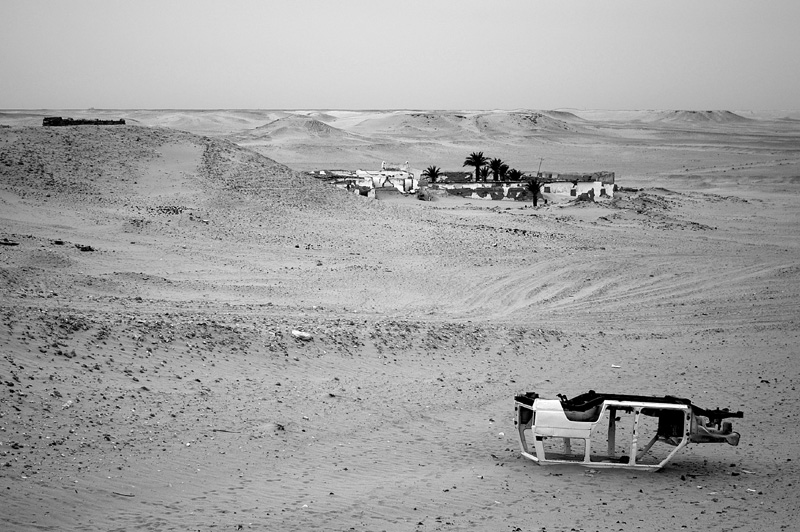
[{"x1": 2, "y1": 0, "x2": 798, "y2": 110}]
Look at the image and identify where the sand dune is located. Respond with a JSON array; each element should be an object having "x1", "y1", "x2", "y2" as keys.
[
  {"x1": 474, "y1": 111, "x2": 583, "y2": 136},
  {"x1": 1, "y1": 114, "x2": 799, "y2": 531},
  {"x1": 347, "y1": 111, "x2": 472, "y2": 138},
  {"x1": 235, "y1": 116, "x2": 355, "y2": 142}
]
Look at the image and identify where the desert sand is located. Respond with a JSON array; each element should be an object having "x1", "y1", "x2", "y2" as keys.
[{"x1": 0, "y1": 109, "x2": 798, "y2": 531}]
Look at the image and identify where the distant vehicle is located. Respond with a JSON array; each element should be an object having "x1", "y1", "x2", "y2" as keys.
[
  {"x1": 514, "y1": 390, "x2": 742, "y2": 470},
  {"x1": 42, "y1": 117, "x2": 125, "y2": 126}
]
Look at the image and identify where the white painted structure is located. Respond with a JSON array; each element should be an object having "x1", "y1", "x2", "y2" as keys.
[
  {"x1": 543, "y1": 180, "x2": 614, "y2": 199},
  {"x1": 355, "y1": 161, "x2": 421, "y2": 193},
  {"x1": 537, "y1": 171, "x2": 616, "y2": 199}
]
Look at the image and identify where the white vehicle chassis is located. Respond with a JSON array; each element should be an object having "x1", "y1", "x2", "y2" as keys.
[{"x1": 514, "y1": 391, "x2": 742, "y2": 471}]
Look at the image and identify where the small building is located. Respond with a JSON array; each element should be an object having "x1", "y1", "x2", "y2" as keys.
[
  {"x1": 534, "y1": 171, "x2": 615, "y2": 200},
  {"x1": 355, "y1": 161, "x2": 421, "y2": 193}
]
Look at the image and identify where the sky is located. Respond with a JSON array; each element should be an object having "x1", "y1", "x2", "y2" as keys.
[{"x1": 2, "y1": 0, "x2": 799, "y2": 110}]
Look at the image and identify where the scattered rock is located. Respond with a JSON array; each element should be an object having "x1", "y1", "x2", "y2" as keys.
[{"x1": 291, "y1": 330, "x2": 313, "y2": 341}]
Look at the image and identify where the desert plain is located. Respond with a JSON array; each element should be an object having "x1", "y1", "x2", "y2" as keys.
[{"x1": 0, "y1": 108, "x2": 799, "y2": 531}]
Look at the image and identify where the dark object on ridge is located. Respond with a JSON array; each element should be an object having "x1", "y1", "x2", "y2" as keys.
[{"x1": 43, "y1": 117, "x2": 125, "y2": 126}]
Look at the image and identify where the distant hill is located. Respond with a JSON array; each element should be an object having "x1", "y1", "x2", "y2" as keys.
[
  {"x1": 257, "y1": 116, "x2": 348, "y2": 138},
  {"x1": 540, "y1": 110, "x2": 587, "y2": 123},
  {"x1": 648, "y1": 110, "x2": 752, "y2": 124},
  {"x1": 474, "y1": 111, "x2": 582, "y2": 135},
  {"x1": 231, "y1": 115, "x2": 357, "y2": 144},
  {"x1": 343, "y1": 110, "x2": 586, "y2": 139},
  {"x1": 347, "y1": 111, "x2": 470, "y2": 138}
]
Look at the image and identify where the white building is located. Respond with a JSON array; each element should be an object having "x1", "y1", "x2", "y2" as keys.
[{"x1": 355, "y1": 161, "x2": 421, "y2": 193}]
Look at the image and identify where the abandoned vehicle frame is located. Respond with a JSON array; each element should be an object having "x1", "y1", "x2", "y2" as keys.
[{"x1": 514, "y1": 390, "x2": 743, "y2": 471}]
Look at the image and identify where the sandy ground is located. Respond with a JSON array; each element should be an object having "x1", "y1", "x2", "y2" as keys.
[{"x1": 0, "y1": 110, "x2": 799, "y2": 531}]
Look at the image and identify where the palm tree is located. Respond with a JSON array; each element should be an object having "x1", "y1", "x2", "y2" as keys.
[
  {"x1": 507, "y1": 168, "x2": 525, "y2": 181},
  {"x1": 526, "y1": 177, "x2": 543, "y2": 207},
  {"x1": 479, "y1": 166, "x2": 490, "y2": 182},
  {"x1": 489, "y1": 158, "x2": 510, "y2": 182},
  {"x1": 463, "y1": 151, "x2": 488, "y2": 182},
  {"x1": 422, "y1": 165, "x2": 442, "y2": 183},
  {"x1": 489, "y1": 158, "x2": 503, "y2": 181}
]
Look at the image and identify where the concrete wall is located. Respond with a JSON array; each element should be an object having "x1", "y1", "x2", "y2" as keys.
[
  {"x1": 543, "y1": 182, "x2": 573, "y2": 195},
  {"x1": 431, "y1": 180, "x2": 614, "y2": 202},
  {"x1": 433, "y1": 183, "x2": 533, "y2": 202},
  {"x1": 549, "y1": 171, "x2": 615, "y2": 185},
  {"x1": 574, "y1": 181, "x2": 600, "y2": 197}
]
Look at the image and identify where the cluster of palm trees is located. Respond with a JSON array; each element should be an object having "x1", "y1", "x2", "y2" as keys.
[
  {"x1": 420, "y1": 152, "x2": 525, "y2": 184},
  {"x1": 421, "y1": 151, "x2": 544, "y2": 206},
  {"x1": 462, "y1": 151, "x2": 526, "y2": 183}
]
